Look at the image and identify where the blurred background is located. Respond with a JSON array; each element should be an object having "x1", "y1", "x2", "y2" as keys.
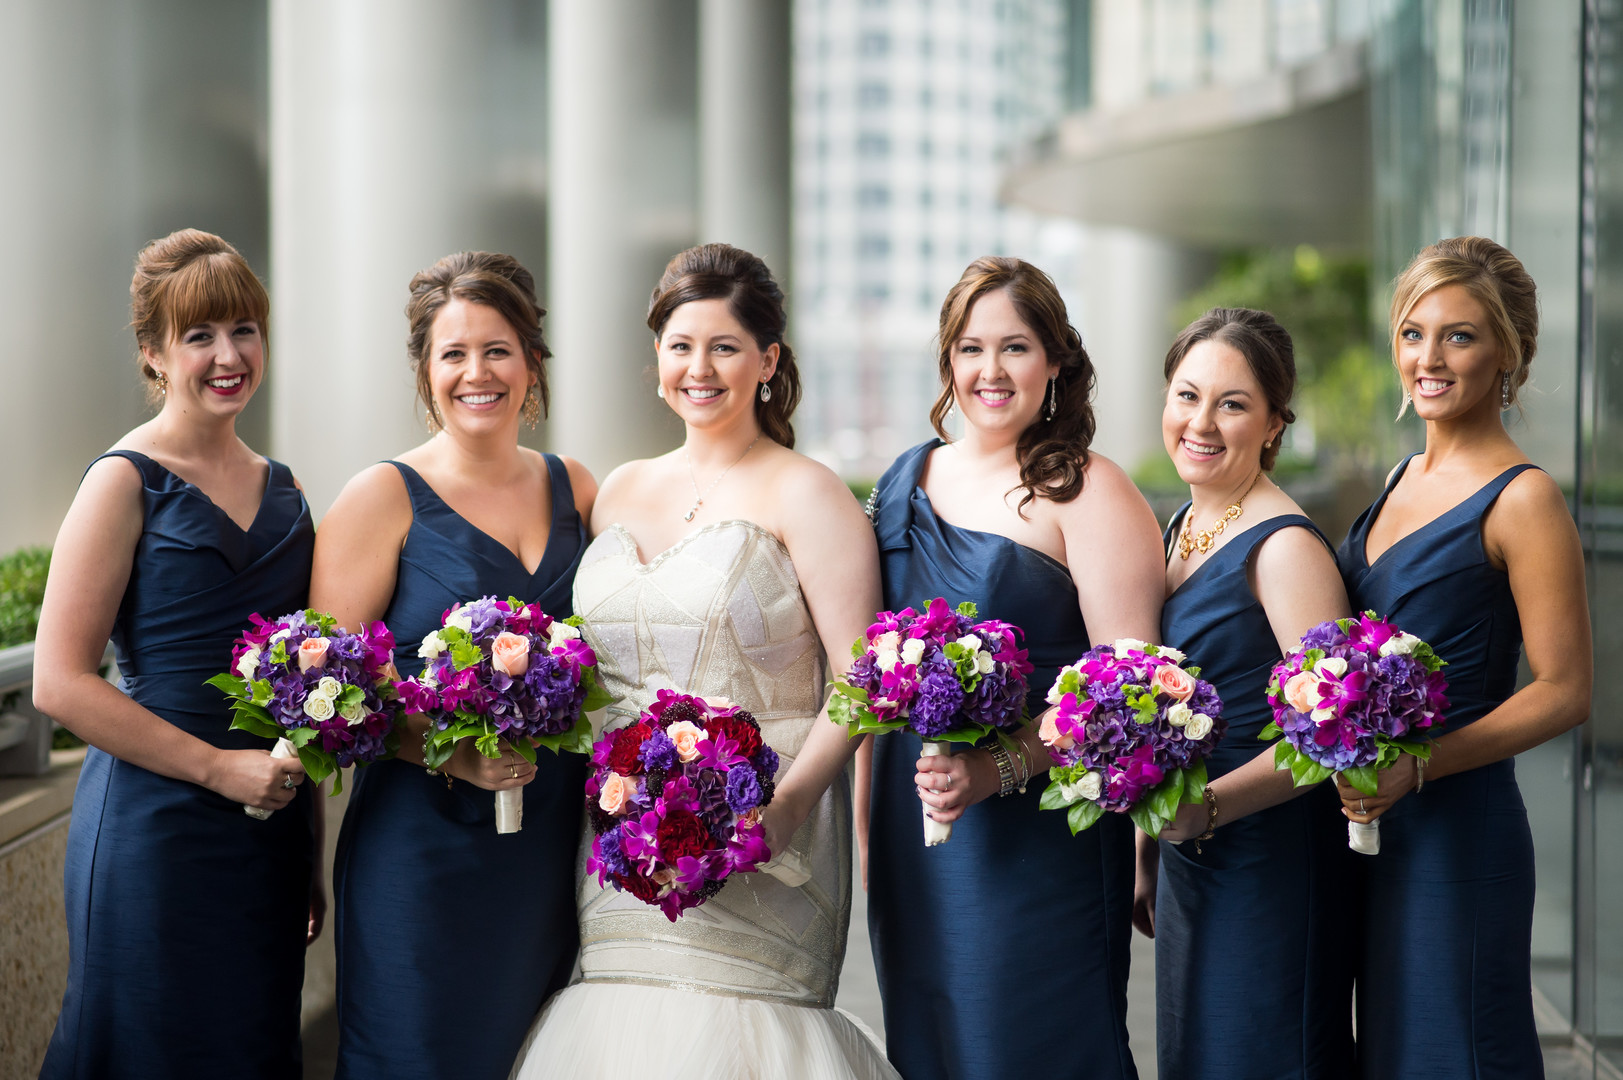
[{"x1": 0, "y1": 1, "x2": 1619, "y2": 1077}]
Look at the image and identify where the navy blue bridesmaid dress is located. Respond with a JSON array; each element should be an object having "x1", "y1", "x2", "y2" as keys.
[
  {"x1": 866, "y1": 440, "x2": 1138, "y2": 1080},
  {"x1": 41, "y1": 450, "x2": 316, "y2": 1080},
  {"x1": 1337, "y1": 455, "x2": 1543, "y2": 1080},
  {"x1": 331, "y1": 456, "x2": 586, "y2": 1080},
  {"x1": 1155, "y1": 509, "x2": 1355, "y2": 1080}
]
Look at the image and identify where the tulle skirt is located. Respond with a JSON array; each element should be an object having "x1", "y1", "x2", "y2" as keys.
[{"x1": 509, "y1": 981, "x2": 900, "y2": 1080}]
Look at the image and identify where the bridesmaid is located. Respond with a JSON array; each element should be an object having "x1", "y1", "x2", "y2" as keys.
[
  {"x1": 1146, "y1": 308, "x2": 1356, "y2": 1079},
  {"x1": 313, "y1": 251, "x2": 595, "y2": 1080},
  {"x1": 865, "y1": 256, "x2": 1163, "y2": 1080},
  {"x1": 35, "y1": 229, "x2": 316, "y2": 1079},
  {"x1": 1336, "y1": 237, "x2": 1589, "y2": 1078}
]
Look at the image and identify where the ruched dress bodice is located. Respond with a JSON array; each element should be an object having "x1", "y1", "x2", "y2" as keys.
[
  {"x1": 42, "y1": 450, "x2": 315, "y2": 1080},
  {"x1": 865, "y1": 440, "x2": 1137, "y2": 1080},
  {"x1": 1154, "y1": 510, "x2": 1354, "y2": 1080},
  {"x1": 1335, "y1": 456, "x2": 1544, "y2": 1080}
]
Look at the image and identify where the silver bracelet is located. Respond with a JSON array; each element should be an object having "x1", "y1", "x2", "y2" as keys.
[{"x1": 989, "y1": 745, "x2": 1018, "y2": 797}]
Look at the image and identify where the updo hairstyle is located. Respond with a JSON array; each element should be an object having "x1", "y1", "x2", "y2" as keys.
[
  {"x1": 130, "y1": 229, "x2": 270, "y2": 402},
  {"x1": 1163, "y1": 307, "x2": 1298, "y2": 471}
]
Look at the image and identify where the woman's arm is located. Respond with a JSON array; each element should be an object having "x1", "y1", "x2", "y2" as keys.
[
  {"x1": 1159, "y1": 524, "x2": 1351, "y2": 841},
  {"x1": 1341, "y1": 469, "x2": 1591, "y2": 820},
  {"x1": 32, "y1": 457, "x2": 303, "y2": 809},
  {"x1": 760, "y1": 462, "x2": 883, "y2": 857}
]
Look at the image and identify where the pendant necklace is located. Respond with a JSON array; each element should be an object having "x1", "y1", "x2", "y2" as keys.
[
  {"x1": 682, "y1": 436, "x2": 760, "y2": 522},
  {"x1": 1177, "y1": 471, "x2": 1263, "y2": 560}
]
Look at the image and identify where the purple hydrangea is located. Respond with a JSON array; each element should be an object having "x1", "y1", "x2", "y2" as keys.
[{"x1": 909, "y1": 651, "x2": 966, "y2": 737}]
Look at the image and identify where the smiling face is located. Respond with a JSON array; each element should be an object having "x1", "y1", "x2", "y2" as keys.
[
  {"x1": 143, "y1": 317, "x2": 264, "y2": 418},
  {"x1": 1162, "y1": 338, "x2": 1284, "y2": 491},
  {"x1": 948, "y1": 288, "x2": 1058, "y2": 440},
  {"x1": 656, "y1": 297, "x2": 778, "y2": 434},
  {"x1": 425, "y1": 298, "x2": 534, "y2": 438},
  {"x1": 1396, "y1": 283, "x2": 1507, "y2": 422}
]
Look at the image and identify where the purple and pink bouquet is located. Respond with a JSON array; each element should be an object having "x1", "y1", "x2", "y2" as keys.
[
  {"x1": 396, "y1": 596, "x2": 613, "y2": 833},
  {"x1": 1037, "y1": 639, "x2": 1224, "y2": 838},
  {"x1": 828, "y1": 597, "x2": 1033, "y2": 844},
  {"x1": 1263, "y1": 611, "x2": 1448, "y2": 853},
  {"x1": 207, "y1": 610, "x2": 403, "y2": 813},
  {"x1": 585, "y1": 691, "x2": 779, "y2": 921}
]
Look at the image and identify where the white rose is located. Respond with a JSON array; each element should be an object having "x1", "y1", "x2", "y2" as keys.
[
  {"x1": 1185, "y1": 712, "x2": 1214, "y2": 740},
  {"x1": 445, "y1": 610, "x2": 473, "y2": 633},
  {"x1": 316, "y1": 676, "x2": 343, "y2": 700},
  {"x1": 235, "y1": 647, "x2": 261, "y2": 681},
  {"x1": 270, "y1": 628, "x2": 293, "y2": 644},
  {"x1": 548, "y1": 622, "x2": 581, "y2": 648},
  {"x1": 900, "y1": 638, "x2": 926, "y2": 667},
  {"x1": 1115, "y1": 638, "x2": 1152, "y2": 654},
  {"x1": 340, "y1": 700, "x2": 366, "y2": 725},
  {"x1": 875, "y1": 647, "x2": 900, "y2": 672},
  {"x1": 873, "y1": 631, "x2": 900, "y2": 654},
  {"x1": 418, "y1": 631, "x2": 447, "y2": 660},
  {"x1": 1046, "y1": 664, "x2": 1087, "y2": 705},
  {"x1": 1311, "y1": 706, "x2": 1336, "y2": 724},
  {"x1": 1062, "y1": 771, "x2": 1104, "y2": 802},
  {"x1": 303, "y1": 694, "x2": 336, "y2": 721},
  {"x1": 1379, "y1": 632, "x2": 1421, "y2": 657},
  {"x1": 975, "y1": 651, "x2": 996, "y2": 674},
  {"x1": 955, "y1": 634, "x2": 983, "y2": 652},
  {"x1": 1315, "y1": 656, "x2": 1348, "y2": 677},
  {"x1": 1157, "y1": 645, "x2": 1187, "y2": 664},
  {"x1": 1166, "y1": 702, "x2": 1193, "y2": 728}
]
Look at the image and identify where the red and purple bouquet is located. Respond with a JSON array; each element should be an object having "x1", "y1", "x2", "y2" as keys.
[
  {"x1": 1263, "y1": 611, "x2": 1448, "y2": 853},
  {"x1": 828, "y1": 597, "x2": 1033, "y2": 844},
  {"x1": 1037, "y1": 639, "x2": 1224, "y2": 838},
  {"x1": 396, "y1": 596, "x2": 613, "y2": 833},
  {"x1": 585, "y1": 691, "x2": 780, "y2": 921},
  {"x1": 207, "y1": 610, "x2": 403, "y2": 813}
]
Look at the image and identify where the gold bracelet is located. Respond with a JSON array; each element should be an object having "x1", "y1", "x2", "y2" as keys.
[
  {"x1": 1195, "y1": 786, "x2": 1219, "y2": 853},
  {"x1": 989, "y1": 745, "x2": 1018, "y2": 797}
]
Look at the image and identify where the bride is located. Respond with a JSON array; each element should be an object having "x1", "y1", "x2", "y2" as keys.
[{"x1": 510, "y1": 244, "x2": 898, "y2": 1080}]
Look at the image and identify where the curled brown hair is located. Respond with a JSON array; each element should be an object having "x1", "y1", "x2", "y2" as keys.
[
  {"x1": 646, "y1": 243, "x2": 801, "y2": 448},
  {"x1": 405, "y1": 251, "x2": 550, "y2": 430},
  {"x1": 930, "y1": 256, "x2": 1095, "y2": 511},
  {"x1": 130, "y1": 229, "x2": 270, "y2": 401},
  {"x1": 1163, "y1": 308, "x2": 1298, "y2": 471},
  {"x1": 1389, "y1": 236, "x2": 1538, "y2": 410}
]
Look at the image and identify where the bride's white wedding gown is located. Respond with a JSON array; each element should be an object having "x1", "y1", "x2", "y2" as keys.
[{"x1": 509, "y1": 520, "x2": 899, "y2": 1080}]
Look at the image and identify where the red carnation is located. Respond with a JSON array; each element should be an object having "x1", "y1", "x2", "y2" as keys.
[
  {"x1": 706, "y1": 714, "x2": 762, "y2": 759},
  {"x1": 656, "y1": 808, "x2": 713, "y2": 861},
  {"x1": 608, "y1": 723, "x2": 651, "y2": 775},
  {"x1": 621, "y1": 871, "x2": 658, "y2": 903}
]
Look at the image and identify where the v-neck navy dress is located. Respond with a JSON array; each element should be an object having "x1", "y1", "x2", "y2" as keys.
[
  {"x1": 331, "y1": 457, "x2": 587, "y2": 1080},
  {"x1": 1336, "y1": 455, "x2": 1543, "y2": 1080},
  {"x1": 866, "y1": 441, "x2": 1138, "y2": 1080},
  {"x1": 41, "y1": 450, "x2": 316, "y2": 1080},
  {"x1": 1155, "y1": 510, "x2": 1355, "y2": 1080}
]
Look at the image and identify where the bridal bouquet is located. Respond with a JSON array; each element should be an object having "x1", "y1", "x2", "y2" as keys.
[
  {"x1": 585, "y1": 691, "x2": 780, "y2": 921},
  {"x1": 1263, "y1": 611, "x2": 1448, "y2": 854},
  {"x1": 207, "y1": 610, "x2": 403, "y2": 818},
  {"x1": 395, "y1": 596, "x2": 612, "y2": 834},
  {"x1": 828, "y1": 597, "x2": 1033, "y2": 845},
  {"x1": 1037, "y1": 640, "x2": 1224, "y2": 838}
]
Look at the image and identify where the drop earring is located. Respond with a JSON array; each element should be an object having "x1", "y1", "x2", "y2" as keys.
[
  {"x1": 1501, "y1": 371, "x2": 1512, "y2": 409},
  {"x1": 1044, "y1": 377, "x2": 1057, "y2": 421},
  {"x1": 657, "y1": 384, "x2": 666, "y2": 399},
  {"x1": 759, "y1": 380, "x2": 772, "y2": 403},
  {"x1": 154, "y1": 371, "x2": 169, "y2": 396},
  {"x1": 522, "y1": 386, "x2": 541, "y2": 428}
]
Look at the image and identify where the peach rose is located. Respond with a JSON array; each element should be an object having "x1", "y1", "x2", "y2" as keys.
[
  {"x1": 490, "y1": 632, "x2": 530, "y2": 678},
  {"x1": 298, "y1": 637, "x2": 330, "y2": 672},
  {"x1": 1038, "y1": 710, "x2": 1074, "y2": 751},
  {"x1": 1150, "y1": 663, "x2": 1195, "y2": 703},
  {"x1": 666, "y1": 720, "x2": 705, "y2": 763},
  {"x1": 598, "y1": 771, "x2": 636, "y2": 815},
  {"x1": 1283, "y1": 671, "x2": 1322, "y2": 714}
]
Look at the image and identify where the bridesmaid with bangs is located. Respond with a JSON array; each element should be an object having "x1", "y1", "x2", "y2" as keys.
[
  {"x1": 864, "y1": 256, "x2": 1163, "y2": 1080},
  {"x1": 1336, "y1": 237, "x2": 1589, "y2": 1079},
  {"x1": 35, "y1": 230, "x2": 317, "y2": 1079}
]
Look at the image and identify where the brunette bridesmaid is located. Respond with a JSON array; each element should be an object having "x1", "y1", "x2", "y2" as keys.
[
  {"x1": 313, "y1": 252, "x2": 595, "y2": 1080},
  {"x1": 35, "y1": 230, "x2": 316, "y2": 1079},
  {"x1": 1337, "y1": 237, "x2": 1589, "y2": 1078},
  {"x1": 864, "y1": 257, "x2": 1163, "y2": 1080},
  {"x1": 1147, "y1": 308, "x2": 1355, "y2": 1079}
]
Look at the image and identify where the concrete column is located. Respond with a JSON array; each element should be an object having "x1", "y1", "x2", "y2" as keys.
[
  {"x1": 698, "y1": 0, "x2": 792, "y2": 279},
  {"x1": 269, "y1": 0, "x2": 548, "y2": 517},
  {"x1": 547, "y1": 0, "x2": 697, "y2": 476}
]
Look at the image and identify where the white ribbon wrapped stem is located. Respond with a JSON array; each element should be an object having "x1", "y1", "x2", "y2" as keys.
[
  {"x1": 920, "y1": 740, "x2": 954, "y2": 846},
  {"x1": 244, "y1": 737, "x2": 298, "y2": 820},
  {"x1": 496, "y1": 788, "x2": 523, "y2": 834},
  {"x1": 1348, "y1": 819, "x2": 1381, "y2": 855}
]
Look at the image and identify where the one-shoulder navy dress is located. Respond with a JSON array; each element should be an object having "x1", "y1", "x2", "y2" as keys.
[
  {"x1": 867, "y1": 441, "x2": 1138, "y2": 1080},
  {"x1": 41, "y1": 450, "x2": 316, "y2": 1080},
  {"x1": 331, "y1": 456, "x2": 587, "y2": 1080},
  {"x1": 1155, "y1": 510, "x2": 1355, "y2": 1080},
  {"x1": 1337, "y1": 455, "x2": 1543, "y2": 1080}
]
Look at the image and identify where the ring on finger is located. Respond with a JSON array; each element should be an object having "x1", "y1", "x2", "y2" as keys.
[
  {"x1": 1358, "y1": 798, "x2": 1366, "y2": 814},
  {"x1": 282, "y1": 775, "x2": 296, "y2": 790},
  {"x1": 509, "y1": 764, "x2": 518, "y2": 780}
]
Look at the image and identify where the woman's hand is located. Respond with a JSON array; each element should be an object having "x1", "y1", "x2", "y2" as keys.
[
  {"x1": 1133, "y1": 830, "x2": 1158, "y2": 938},
  {"x1": 446, "y1": 741, "x2": 537, "y2": 792},
  {"x1": 1154, "y1": 797, "x2": 1210, "y2": 844},
  {"x1": 1337, "y1": 754, "x2": 1417, "y2": 824},
  {"x1": 914, "y1": 748, "x2": 999, "y2": 824},
  {"x1": 208, "y1": 747, "x2": 304, "y2": 810},
  {"x1": 307, "y1": 870, "x2": 328, "y2": 946}
]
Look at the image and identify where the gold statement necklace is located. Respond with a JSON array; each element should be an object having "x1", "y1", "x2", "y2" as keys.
[{"x1": 1176, "y1": 471, "x2": 1263, "y2": 560}]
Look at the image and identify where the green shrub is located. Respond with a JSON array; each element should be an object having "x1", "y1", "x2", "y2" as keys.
[{"x1": 0, "y1": 546, "x2": 51, "y2": 649}]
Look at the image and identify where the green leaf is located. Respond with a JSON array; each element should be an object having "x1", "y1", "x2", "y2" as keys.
[
  {"x1": 580, "y1": 671, "x2": 615, "y2": 715},
  {"x1": 1259, "y1": 720, "x2": 1282, "y2": 741},
  {"x1": 1147, "y1": 771, "x2": 1185, "y2": 822},
  {"x1": 338, "y1": 684, "x2": 366, "y2": 709},
  {"x1": 227, "y1": 708, "x2": 283, "y2": 742},
  {"x1": 473, "y1": 730, "x2": 502, "y2": 758},
  {"x1": 830, "y1": 681, "x2": 871, "y2": 704},
  {"x1": 954, "y1": 601, "x2": 979, "y2": 619},
  {"x1": 1066, "y1": 800, "x2": 1104, "y2": 834},
  {"x1": 329, "y1": 769, "x2": 345, "y2": 797},
  {"x1": 1340, "y1": 764, "x2": 1379, "y2": 795},
  {"x1": 1128, "y1": 801, "x2": 1167, "y2": 838},
  {"x1": 1184, "y1": 758, "x2": 1208, "y2": 799},
  {"x1": 1289, "y1": 750, "x2": 1331, "y2": 788},
  {"x1": 205, "y1": 673, "x2": 247, "y2": 698},
  {"x1": 296, "y1": 745, "x2": 334, "y2": 788},
  {"x1": 509, "y1": 739, "x2": 538, "y2": 765},
  {"x1": 1039, "y1": 778, "x2": 1075, "y2": 811},
  {"x1": 287, "y1": 727, "x2": 318, "y2": 748},
  {"x1": 269, "y1": 639, "x2": 289, "y2": 665},
  {"x1": 927, "y1": 725, "x2": 990, "y2": 746},
  {"x1": 449, "y1": 638, "x2": 484, "y2": 672}
]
